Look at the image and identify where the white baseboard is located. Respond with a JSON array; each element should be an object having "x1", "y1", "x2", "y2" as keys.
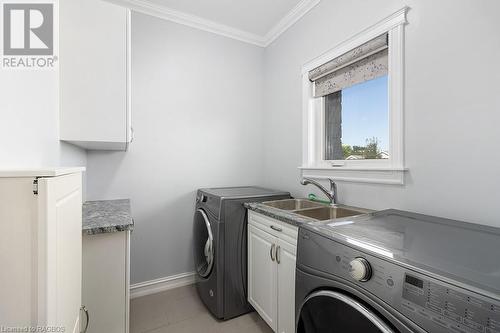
[{"x1": 130, "y1": 272, "x2": 196, "y2": 299}]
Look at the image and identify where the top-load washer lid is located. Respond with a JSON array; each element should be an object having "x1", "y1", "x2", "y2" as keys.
[
  {"x1": 304, "y1": 209, "x2": 500, "y2": 296},
  {"x1": 200, "y1": 186, "x2": 290, "y2": 200}
]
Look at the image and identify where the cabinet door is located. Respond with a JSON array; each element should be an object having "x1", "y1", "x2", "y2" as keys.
[
  {"x1": 248, "y1": 224, "x2": 278, "y2": 331},
  {"x1": 276, "y1": 239, "x2": 297, "y2": 333},
  {"x1": 83, "y1": 231, "x2": 130, "y2": 333},
  {"x1": 60, "y1": 0, "x2": 131, "y2": 150},
  {"x1": 38, "y1": 173, "x2": 82, "y2": 332}
]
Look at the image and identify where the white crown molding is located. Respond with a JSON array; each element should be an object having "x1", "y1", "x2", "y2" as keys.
[
  {"x1": 130, "y1": 271, "x2": 195, "y2": 299},
  {"x1": 264, "y1": 0, "x2": 321, "y2": 47},
  {"x1": 105, "y1": 0, "x2": 321, "y2": 47}
]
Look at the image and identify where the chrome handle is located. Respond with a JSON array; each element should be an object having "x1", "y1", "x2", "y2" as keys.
[
  {"x1": 81, "y1": 305, "x2": 89, "y2": 333},
  {"x1": 270, "y1": 225, "x2": 282, "y2": 232},
  {"x1": 276, "y1": 245, "x2": 281, "y2": 264},
  {"x1": 270, "y1": 244, "x2": 276, "y2": 261},
  {"x1": 130, "y1": 127, "x2": 135, "y2": 143}
]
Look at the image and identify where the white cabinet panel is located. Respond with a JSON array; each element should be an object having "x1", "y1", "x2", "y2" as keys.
[
  {"x1": 0, "y1": 178, "x2": 37, "y2": 326},
  {"x1": 83, "y1": 230, "x2": 130, "y2": 333},
  {"x1": 277, "y1": 239, "x2": 296, "y2": 333},
  {"x1": 60, "y1": 0, "x2": 131, "y2": 151},
  {"x1": 39, "y1": 174, "x2": 83, "y2": 331},
  {"x1": 248, "y1": 224, "x2": 278, "y2": 331}
]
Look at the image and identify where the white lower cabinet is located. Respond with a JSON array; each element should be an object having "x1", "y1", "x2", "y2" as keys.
[
  {"x1": 248, "y1": 211, "x2": 297, "y2": 333},
  {"x1": 248, "y1": 224, "x2": 278, "y2": 329},
  {"x1": 0, "y1": 169, "x2": 84, "y2": 332},
  {"x1": 82, "y1": 230, "x2": 130, "y2": 333}
]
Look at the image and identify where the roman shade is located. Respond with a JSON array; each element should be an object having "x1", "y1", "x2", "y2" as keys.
[{"x1": 309, "y1": 34, "x2": 388, "y2": 97}]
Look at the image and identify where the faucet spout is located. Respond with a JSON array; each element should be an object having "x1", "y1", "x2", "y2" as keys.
[{"x1": 301, "y1": 178, "x2": 338, "y2": 205}]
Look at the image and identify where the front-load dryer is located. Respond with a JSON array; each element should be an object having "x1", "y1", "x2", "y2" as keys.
[{"x1": 193, "y1": 186, "x2": 290, "y2": 320}]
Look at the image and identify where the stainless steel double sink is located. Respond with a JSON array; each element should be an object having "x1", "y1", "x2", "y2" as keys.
[{"x1": 262, "y1": 199, "x2": 370, "y2": 221}]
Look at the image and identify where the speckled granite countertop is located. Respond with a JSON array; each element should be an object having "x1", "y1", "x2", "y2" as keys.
[
  {"x1": 245, "y1": 201, "x2": 373, "y2": 227},
  {"x1": 83, "y1": 199, "x2": 134, "y2": 235}
]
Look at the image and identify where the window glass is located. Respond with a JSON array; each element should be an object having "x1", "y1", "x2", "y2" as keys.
[{"x1": 324, "y1": 75, "x2": 389, "y2": 160}]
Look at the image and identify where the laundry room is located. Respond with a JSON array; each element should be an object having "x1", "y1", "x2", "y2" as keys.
[{"x1": 1, "y1": 1, "x2": 499, "y2": 333}]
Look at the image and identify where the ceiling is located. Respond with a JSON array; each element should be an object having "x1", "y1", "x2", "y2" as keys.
[
  {"x1": 145, "y1": 0, "x2": 302, "y2": 36},
  {"x1": 113, "y1": 0, "x2": 321, "y2": 46}
]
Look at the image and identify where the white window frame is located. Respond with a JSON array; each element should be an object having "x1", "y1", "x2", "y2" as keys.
[{"x1": 300, "y1": 7, "x2": 408, "y2": 185}]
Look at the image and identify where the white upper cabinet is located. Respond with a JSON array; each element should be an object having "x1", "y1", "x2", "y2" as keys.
[{"x1": 60, "y1": 0, "x2": 131, "y2": 151}]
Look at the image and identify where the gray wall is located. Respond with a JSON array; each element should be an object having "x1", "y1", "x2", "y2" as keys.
[
  {"x1": 263, "y1": 0, "x2": 500, "y2": 226},
  {"x1": 88, "y1": 0, "x2": 500, "y2": 285},
  {"x1": 86, "y1": 13, "x2": 266, "y2": 284}
]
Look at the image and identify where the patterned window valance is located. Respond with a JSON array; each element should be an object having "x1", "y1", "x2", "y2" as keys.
[{"x1": 309, "y1": 34, "x2": 388, "y2": 97}]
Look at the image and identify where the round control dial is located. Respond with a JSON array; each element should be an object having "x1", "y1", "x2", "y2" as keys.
[{"x1": 349, "y1": 258, "x2": 372, "y2": 282}]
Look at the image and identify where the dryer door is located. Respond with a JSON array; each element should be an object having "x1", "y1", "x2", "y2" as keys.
[
  {"x1": 194, "y1": 209, "x2": 214, "y2": 278},
  {"x1": 297, "y1": 290, "x2": 395, "y2": 333}
]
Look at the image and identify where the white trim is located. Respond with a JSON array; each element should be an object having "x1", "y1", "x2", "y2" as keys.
[
  {"x1": 125, "y1": 8, "x2": 132, "y2": 151},
  {"x1": 130, "y1": 272, "x2": 196, "y2": 299},
  {"x1": 387, "y1": 24, "x2": 405, "y2": 171},
  {"x1": 301, "y1": 7, "x2": 408, "y2": 185},
  {"x1": 300, "y1": 167, "x2": 406, "y2": 185},
  {"x1": 302, "y1": 7, "x2": 408, "y2": 73},
  {"x1": 264, "y1": 0, "x2": 321, "y2": 47},
  {"x1": 105, "y1": 0, "x2": 320, "y2": 47},
  {"x1": 0, "y1": 167, "x2": 85, "y2": 178},
  {"x1": 125, "y1": 230, "x2": 131, "y2": 333}
]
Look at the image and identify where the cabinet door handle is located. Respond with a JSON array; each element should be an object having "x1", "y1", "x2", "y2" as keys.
[
  {"x1": 270, "y1": 244, "x2": 276, "y2": 261},
  {"x1": 81, "y1": 305, "x2": 89, "y2": 333},
  {"x1": 270, "y1": 225, "x2": 282, "y2": 232},
  {"x1": 276, "y1": 245, "x2": 281, "y2": 264}
]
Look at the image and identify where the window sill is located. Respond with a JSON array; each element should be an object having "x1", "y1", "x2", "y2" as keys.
[{"x1": 299, "y1": 166, "x2": 407, "y2": 185}]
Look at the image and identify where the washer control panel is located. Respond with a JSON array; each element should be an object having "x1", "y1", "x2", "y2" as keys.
[{"x1": 401, "y1": 273, "x2": 500, "y2": 333}]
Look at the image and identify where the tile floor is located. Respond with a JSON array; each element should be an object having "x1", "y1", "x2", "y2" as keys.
[{"x1": 130, "y1": 285, "x2": 274, "y2": 333}]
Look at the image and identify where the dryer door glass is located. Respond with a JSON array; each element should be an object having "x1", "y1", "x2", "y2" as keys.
[
  {"x1": 194, "y1": 209, "x2": 214, "y2": 278},
  {"x1": 297, "y1": 290, "x2": 395, "y2": 333}
]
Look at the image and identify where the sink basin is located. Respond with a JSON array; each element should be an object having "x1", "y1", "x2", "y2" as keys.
[
  {"x1": 263, "y1": 199, "x2": 326, "y2": 211},
  {"x1": 295, "y1": 206, "x2": 365, "y2": 221},
  {"x1": 260, "y1": 199, "x2": 371, "y2": 222}
]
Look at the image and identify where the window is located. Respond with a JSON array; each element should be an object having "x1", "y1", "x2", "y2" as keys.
[
  {"x1": 301, "y1": 7, "x2": 408, "y2": 184},
  {"x1": 324, "y1": 75, "x2": 388, "y2": 161}
]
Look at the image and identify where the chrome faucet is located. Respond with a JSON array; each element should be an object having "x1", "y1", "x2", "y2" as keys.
[{"x1": 301, "y1": 178, "x2": 338, "y2": 205}]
